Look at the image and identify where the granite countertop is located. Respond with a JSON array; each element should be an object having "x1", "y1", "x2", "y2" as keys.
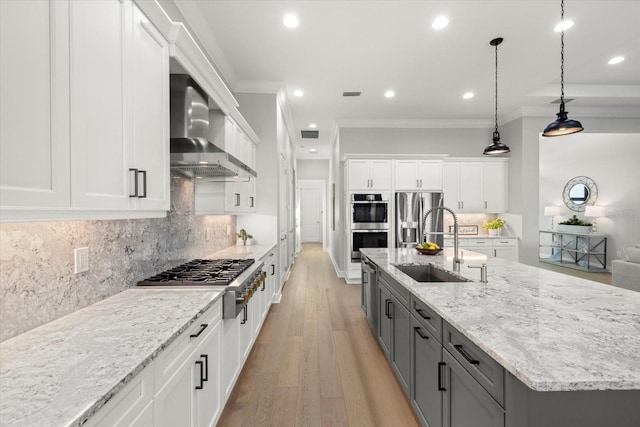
[
  {"x1": 360, "y1": 247, "x2": 640, "y2": 392},
  {"x1": 0, "y1": 288, "x2": 224, "y2": 427}
]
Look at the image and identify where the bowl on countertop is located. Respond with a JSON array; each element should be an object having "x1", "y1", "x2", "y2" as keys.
[{"x1": 416, "y1": 248, "x2": 443, "y2": 256}]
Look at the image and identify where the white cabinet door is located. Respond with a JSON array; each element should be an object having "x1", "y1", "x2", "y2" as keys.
[
  {"x1": 369, "y1": 160, "x2": 391, "y2": 190},
  {"x1": 70, "y1": 0, "x2": 133, "y2": 210},
  {"x1": 458, "y1": 163, "x2": 483, "y2": 212},
  {"x1": 418, "y1": 160, "x2": 443, "y2": 190},
  {"x1": 347, "y1": 159, "x2": 371, "y2": 190},
  {"x1": 194, "y1": 322, "x2": 222, "y2": 427},
  {"x1": 494, "y1": 247, "x2": 516, "y2": 261},
  {"x1": 482, "y1": 162, "x2": 507, "y2": 213},
  {"x1": 0, "y1": 0, "x2": 71, "y2": 210},
  {"x1": 395, "y1": 160, "x2": 421, "y2": 190},
  {"x1": 153, "y1": 352, "x2": 195, "y2": 427},
  {"x1": 442, "y1": 163, "x2": 460, "y2": 210},
  {"x1": 131, "y1": 5, "x2": 169, "y2": 211},
  {"x1": 221, "y1": 316, "x2": 241, "y2": 399}
]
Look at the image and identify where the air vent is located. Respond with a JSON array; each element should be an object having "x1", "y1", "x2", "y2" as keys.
[
  {"x1": 301, "y1": 130, "x2": 319, "y2": 139},
  {"x1": 342, "y1": 91, "x2": 362, "y2": 97},
  {"x1": 551, "y1": 98, "x2": 574, "y2": 104}
]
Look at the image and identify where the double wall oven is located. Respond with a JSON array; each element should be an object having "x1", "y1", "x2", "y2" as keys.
[{"x1": 350, "y1": 193, "x2": 389, "y2": 261}]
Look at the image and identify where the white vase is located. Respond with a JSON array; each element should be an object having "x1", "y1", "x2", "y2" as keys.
[{"x1": 488, "y1": 228, "x2": 502, "y2": 236}]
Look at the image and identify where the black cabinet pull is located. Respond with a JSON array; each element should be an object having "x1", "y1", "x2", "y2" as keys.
[
  {"x1": 195, "y1": 360, "x2": 204, "y2": 390},
  {"x1": 234, "y1": 193, "x2": 240, "y2": 207},
  {"x1": 438, "y1": 362, "x2": 446, "y2": 391},
  {"x1": 201, "y1": 354, "x2": 209, "y2": 382},
  {"x1": 385, "y1": 299, "x2": 391, "y2": 318},
  {"x1": 387, "y1": 300, "x2": 394, "y2": 319},
  {"x1": 454, "y1": 344, "x2": 480, "y2": 365},
  {"x1": 129, "y1": 168, "x2": 139, "y2": 197},
  {"x1": 190, "y1": 324, "x2": 208, "y2": 338},
  {"x1": 240, "y1": 305, "x2": 248, "y2": 324},
  {"x1": 249, "y1": 196, "x2": 254, "y2": 207},
  {"x1": 271, "y1": 264, "x2": 275, "y2": 275},
  {"x1": 415, "y1": 308, "x2": 431, "y2": 320},
  {"x1": 138, "y1": 170, "x2": 147, "y2": 198},
  {"x1": 414, "y1": 327, "x2": 429, "y2": 340}
]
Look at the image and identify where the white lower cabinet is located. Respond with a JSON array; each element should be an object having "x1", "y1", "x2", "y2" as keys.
[{"x1": 445, "y1": 237, "x2": 518, "y2": 262}]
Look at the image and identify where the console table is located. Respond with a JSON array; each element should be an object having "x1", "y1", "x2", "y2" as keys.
[{"x1": 539, "y1": 230, "x2": 607, "y2": 272}]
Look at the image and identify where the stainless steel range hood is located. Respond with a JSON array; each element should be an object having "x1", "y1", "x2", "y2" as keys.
[{"x1": 170, "y1": 74, "x2": 257, "y2": 180}]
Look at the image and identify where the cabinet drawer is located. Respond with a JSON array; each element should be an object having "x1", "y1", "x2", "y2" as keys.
[
  {"x1": 410, "y1": 295, "x2": 442, "y2": 343},
  {"x1": 492, "y1": 238, "x2": 516, "y2": 247},
  {"x1": 466, "y1": 239, "x2": 491, "y2": 247},
  {"x1": 443, "y1": 322, "x2": 504, "y2": 406},
  {"x1": 379, "y1": 271, "x2": 410, "y2": 309},
  {"x1": 154, "y1": 299, "x2": 222, "y2": 386}
]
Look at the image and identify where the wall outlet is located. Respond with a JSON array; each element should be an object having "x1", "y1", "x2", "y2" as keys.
[
  {"x1": 205, "y1": 228, "x2": 211, "y2": 241},
  {"x1": 74, "y1": 247, "x2": 89, "y2": 274}
]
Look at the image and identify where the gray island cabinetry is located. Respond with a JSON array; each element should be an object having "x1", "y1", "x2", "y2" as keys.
[{"x1": 360, "y1": 249, "x2": 640, "y2": 427}]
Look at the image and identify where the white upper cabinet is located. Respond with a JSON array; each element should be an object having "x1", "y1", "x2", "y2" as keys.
[
  {"x1": 0, "y1": 0, "x2": 170, "y2": 221},
  {"x1": 443, "y1": 160, "x2": 508, "y2": 213},
  {"x1": 0, "y1": 0, "x2": 71, "y2": 211},
  {"x1": 394, "y1": 160, "x2": 443, "y2": 191},
  {"x1": 70, "y1": 0, "x2": 132, "y2": 210},
  {"x1": 131, "y1": 5, "x2": 170, "y2": 211},
  {"x1": 482, "y1": 162, "x2": 507, "y2": 213},
  {"x1": 346, "y1": 159, "x2": 391, "y2": 191}
]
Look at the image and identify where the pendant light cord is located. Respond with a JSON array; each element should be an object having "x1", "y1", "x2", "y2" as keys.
[
  {"x1": 494, "y1": 40, "x2": 499, "y2": 133},
  {"x1": 560, "y1": 0, "x2": 565, "y2": 111}
]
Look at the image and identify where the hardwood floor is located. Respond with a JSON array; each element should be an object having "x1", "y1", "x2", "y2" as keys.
[{"x1": 218, "y1": 243, "x2": 419, "y2": 427}]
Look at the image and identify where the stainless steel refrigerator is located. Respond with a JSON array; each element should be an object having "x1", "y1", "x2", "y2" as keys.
[{"x1": 395, "y1": 192, "x2": 444, "y2": 248}]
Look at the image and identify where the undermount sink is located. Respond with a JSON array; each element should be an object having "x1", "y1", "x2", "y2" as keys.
[{"x1": 394, "y1": 264, "x2": 471, "y2": 283}]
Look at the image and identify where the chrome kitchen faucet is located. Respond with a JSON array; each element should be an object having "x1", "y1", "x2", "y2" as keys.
[{"x1": 422, "y1": 206, "x2": 463, "y2": 272}]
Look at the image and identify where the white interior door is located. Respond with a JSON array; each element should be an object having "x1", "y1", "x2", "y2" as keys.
[{"x1": 301, "y1": 186, "x2": 322, "y2": 242}]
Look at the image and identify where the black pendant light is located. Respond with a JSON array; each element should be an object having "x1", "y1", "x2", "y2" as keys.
[
  {"x1": 542, "y1": 0, "x2": 584, "y2": 137},
  {"x1": 484, "y1": 37, "x2": 509, "y2": 155}
]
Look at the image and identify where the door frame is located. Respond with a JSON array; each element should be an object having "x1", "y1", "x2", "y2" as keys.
[{"x1": 297, "y1": 179, "x2": 327, "y2": 251}]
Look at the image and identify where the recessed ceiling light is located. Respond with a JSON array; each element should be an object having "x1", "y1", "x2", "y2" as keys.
[
  {"x1": 554, "y1": 20, "x2": 574, "y2": 32},
  {"x1": 608, "y1": 56, "x2": 625, "y2": 65},
  {"x1": 283, "y1": 13, "x2": 299, "y2": 28},
  {"x1": 293, "y1": 89, "x2": 304, "y2": 97},
  {"x1": 309, "y1": 123, "x2": 317, "y2": 129},
  {"x1": 432, "y1": 16, "x2": 449, "y2": 30},
  {"x1": 384, "y1": 90, "x2": 395, "y2": 98},
  {"x1": 463, "y1": 92, "x2": 474, "y2": 99},
  {"x1": 309, "y1": 148, "x2": 318, "y2": 153}
]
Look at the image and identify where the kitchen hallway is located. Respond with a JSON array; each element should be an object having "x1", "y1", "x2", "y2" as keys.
[{"x1": 218, "y1": 243, "x2": 419, "y2": 426}]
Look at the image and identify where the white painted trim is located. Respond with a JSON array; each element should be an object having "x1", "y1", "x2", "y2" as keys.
[
  {"x1": 337, "y1": 118, "x2": 493, "y2": 129},
  {"x1": 0, "y1": 209, "x2": 167, "y2": 223},
  {"x1": 329, "y1": 251, "x2": 345, "y2": 279}
]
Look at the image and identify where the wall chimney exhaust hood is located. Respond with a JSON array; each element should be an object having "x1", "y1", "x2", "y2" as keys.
[{"x1": 170, "y1": 75, "x2": 257, "y2": 180}]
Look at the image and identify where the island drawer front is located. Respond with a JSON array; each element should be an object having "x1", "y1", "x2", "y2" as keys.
[
  {"x1": 410, "y1": 295, "x2": 442, "y2": 343},
  {"x1": 379, "y1": 271, "x2": 410, "y2": 309},
  {"x1": 443, "y1": 322, "x2": 504, "y2": 406},
  {"x1": 154, "y1": 299, "x2": 222, "y2": 386},
  {"x1": 493, "y1": 239, "x2": 516, "y2": 247}
]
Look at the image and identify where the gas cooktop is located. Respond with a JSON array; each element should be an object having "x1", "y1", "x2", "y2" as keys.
[{"x1": 137, "y1": 258, "x2": 255, "y2": 287}]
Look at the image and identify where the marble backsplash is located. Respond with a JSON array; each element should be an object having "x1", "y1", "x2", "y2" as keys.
[{"x1": 0, "y1": 176, "x2": 235, "y2": 342}]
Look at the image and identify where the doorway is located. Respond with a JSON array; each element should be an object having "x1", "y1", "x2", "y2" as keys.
[{"x1": 298, "y1": 180, "x2": 326, "y2": 249}]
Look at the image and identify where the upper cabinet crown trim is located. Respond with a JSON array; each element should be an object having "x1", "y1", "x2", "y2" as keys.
[{"x1": 133, "y1": 0, "x2": 259, "y2": 145}]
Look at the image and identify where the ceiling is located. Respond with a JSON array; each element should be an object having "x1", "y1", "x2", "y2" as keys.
[{"x1": 171, "y1": 1, "x2": 640, "y2": 159}]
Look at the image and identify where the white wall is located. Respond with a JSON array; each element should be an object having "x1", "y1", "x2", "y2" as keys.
[
  {"x1": 539, "y1": 133, "x2": 640, "y2": 267},
  {"x1": 297, "y1": 159, "x2": 329, "y2": 180}
]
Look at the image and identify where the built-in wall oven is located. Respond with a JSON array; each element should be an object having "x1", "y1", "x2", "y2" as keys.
[{"x1": 350, "y1": 193, "x2": 389, "y2": 261}]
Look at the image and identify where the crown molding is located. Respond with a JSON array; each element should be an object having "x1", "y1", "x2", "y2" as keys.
[{"x1": 336, "y1": 118, "x2": 493, "y2": 129}]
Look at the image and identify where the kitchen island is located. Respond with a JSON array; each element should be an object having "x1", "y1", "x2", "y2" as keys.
[{"x1": 361, "y1": 247, "x2": 640, "y2": 427}]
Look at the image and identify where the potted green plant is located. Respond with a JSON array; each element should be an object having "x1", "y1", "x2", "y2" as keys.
[
  {"x1": 557, "y1": 215, "x2": 592, "y2": 234},
  {"x1": 482, "y1": 218, "x2": 505, "y2": 236},
  {"x1": 237, "y1": 228, "x2": 253, "y2": 246}
]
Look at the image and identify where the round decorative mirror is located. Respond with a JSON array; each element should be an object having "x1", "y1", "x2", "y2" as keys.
[{"x1": 563, "y1": 176, "x2": 597, "y2": 212}]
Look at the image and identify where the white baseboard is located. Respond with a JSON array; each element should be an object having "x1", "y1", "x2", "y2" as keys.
[{"x1": 329, "y1": 251, "x2": 345, "y2": 278}]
